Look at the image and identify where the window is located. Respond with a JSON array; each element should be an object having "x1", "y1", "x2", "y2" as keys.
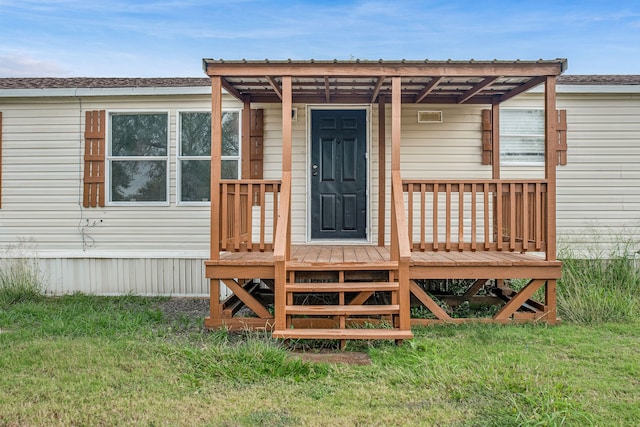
[
  {"x1": 108, "y1": 113, "x2": 169, "y2": 203},
  {"x1": 500, "y1": 109, "x2": 544, "y2": 164},
  {"x1": 178, "y1": 110, "x2": 240, "y2": 203}
]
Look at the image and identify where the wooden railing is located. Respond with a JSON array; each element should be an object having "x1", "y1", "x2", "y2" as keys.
[
  {"x1": 402, "y1": 180, "x2": 548, "y2": 252},
  {"x1": 273, "y1": 172, "x2": 292, "y2": 332},
  {"x1": 273, "y1": 172, "x2": 292, "y2": 262},
  {"x1": 391, "y1": 171, "x2": 412, "y2": 332},
  {"x1": 218, "y1": 180, "x2": 281, "y2": 252},
  {"x1": 391, "y1": 171, "x2": 412, "y2": 263}
]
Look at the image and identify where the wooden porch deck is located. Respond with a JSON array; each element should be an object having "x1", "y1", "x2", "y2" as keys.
[
  {"x1": 208, "y1": 244, "x2": 561, "y2": 274},
  {"x1": 205, "y1": 245, "x2": 561, "y2": 340}
]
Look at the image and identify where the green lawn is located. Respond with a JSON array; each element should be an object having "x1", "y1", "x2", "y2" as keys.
[{"x1": 1, "y1": 294, "x2": 639, "y2": 426}]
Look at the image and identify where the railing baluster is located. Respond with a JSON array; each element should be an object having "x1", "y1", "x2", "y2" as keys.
[
  {"x1": 510, "y1": 182, "x2": 516, "y2": 251},
  {"x1": 471, "y1": 183, "x2": 477, "y2": 252},
  {"x1": 221, "y1": 183, "x2": 229, "y2": 251},
  {"x1": 420, "y1": 183, "x2": 426, "y2": 251},
  {"x1": 234, "y1": 182, "x2": 241, "y2": 251},
  {"x1": 273, "y1": 183, "x2": 279, "y2": 244},
  {"x1": 445, "y1": 183, "x2": 451, "y2": 252},
  {"x1": 432, "y1": 185, "x2": 439, "y2": 251},
  {"x1": 246, "y1": 183, "x2": 253, "y2": 251},
  {"x1": 484, "y1": 182, "x2": 490, "y2": 250},
  {"x1": 522, "y1": 183, "x2": 529, "y2": 252},
  {"x1": 496, "y1": 182, "x2": 503, "y2": 251},
  {"x1": 260, "y1": 183, "x2": 266, "y2": 251},
  {"x1": 535, "y1": 182, "x2": 542, "y2": 251},
  {"x1": 407, "y1": 183, "x2": 414, "y2": 248},
  {"x1": 458, "y1": 183, "x2": 464, "y2": 251}
]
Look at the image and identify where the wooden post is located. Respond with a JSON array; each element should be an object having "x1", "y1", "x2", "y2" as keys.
[
  {"x1": 544, "y1": 76, "x2": 558, "y2": 261},
  {"x1": 282, "y1": 76, "x2": 292, "y2": 174},
  {"x1": 378, "y1": 96, "x2": 386, "y2": 247},
  {"x1": 209, "y1": 279, "x2": 222, "y2": 327},
  {"x1": 390, "y1": 78, "x2": 402, "y2": 258},
  {"x1": 391, "y1": 78, "x2": 401, "y2": 172},
  {"x1": 282, "y1": 76, "x2": 292, "y2": 258},
  {"x1": 491, "y1": 101, "x2": 500, "y2": 179},
  {"x1": 210, "y1": 77, "x2": 222, "y2": 260},
  {"x1": 241, "y1": 96, "x2": 251, "y2": 179},
  {"x1": 545, "y1": 279, "x2": 557, "y2": 324}
]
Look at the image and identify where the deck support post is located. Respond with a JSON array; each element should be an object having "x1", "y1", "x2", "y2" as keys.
[
  {"x1": 544, "y1": 76, "x2": 558, "y2": 262},
  {"x1": 390, "y1": 77, "x2": 402, "y2": 258},
  {"x1": 273, "y1": 76, "x2": 293, "y2": 332},
  {"x1": 545, "y1": 279, "x2": 557, "y2": 324},
  {"x1": 282, "y1": 76, "x2": 292, "y2": 258},
  {"x1": 208, "y1": 279, "x2": 222, "y2": 327},
  {"x1": 210, "y1": 76, "x2": 222, "y2": 260}
]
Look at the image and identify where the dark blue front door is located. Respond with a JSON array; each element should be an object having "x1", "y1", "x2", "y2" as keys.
[{"x1": 311, "y1": 110, "x2": 367, "y2": 239}]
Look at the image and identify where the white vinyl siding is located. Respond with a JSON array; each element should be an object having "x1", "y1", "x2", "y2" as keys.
[{"x1": 1, "y1": 85, "x2": 640, "y2": 295}]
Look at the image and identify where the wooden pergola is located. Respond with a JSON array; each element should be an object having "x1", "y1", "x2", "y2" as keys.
[{"x1": 202, "y1": 59, "x2": 567, "y2": 343}]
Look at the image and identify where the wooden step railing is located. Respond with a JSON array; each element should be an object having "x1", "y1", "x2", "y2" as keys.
[
  {"x1": 391, "y1": 171, "x2": 412, "y2": 334},
  {"x1": 273, "y1": 172, "x2": 292, "y2": 332},
  {"x1": 218, "y1": 180, "x2": 281, "y2": 252},
  {"x1": 402, "y1": 179, "x2": 548, "y2": 252}
]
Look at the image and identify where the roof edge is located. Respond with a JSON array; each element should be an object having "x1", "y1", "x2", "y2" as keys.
[{"x1": 0, "y1": 86, "x2": 213, "y2": 98}]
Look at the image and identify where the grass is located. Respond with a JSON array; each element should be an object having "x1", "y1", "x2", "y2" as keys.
[
  {"x1": 558, "y1": 241, "x2": 640, "y2": 323},
  {"x1": 0, "y1": 257, "x2": 45, "y2": 306},
  {"x1": 1, "y1": 294, "x2": 640, "y2": 426}
]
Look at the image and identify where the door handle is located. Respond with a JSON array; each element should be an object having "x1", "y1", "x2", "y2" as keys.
[{"x1": 312, "y1": 164, "x2": 318, "y2": 176}]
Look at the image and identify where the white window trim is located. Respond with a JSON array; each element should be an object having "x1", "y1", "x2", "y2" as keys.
[
  {"x1": 500, "y1": 107, "x2": 545, "y2": 166},
  {"x1": 106, "y1": 110, "x2": 171, "y2": 206},
  {"x1": 176, "y1": 108, "x2": 242, "y2": 206}
]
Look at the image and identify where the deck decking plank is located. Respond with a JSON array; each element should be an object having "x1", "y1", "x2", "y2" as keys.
[
  {"x1": 330, "y1": 246, "x2": 344, "y2": 263},
  {"x1": 207, "y1": 245, "x2": 559, "y2": 270},
  {"x1": 343, "y1": 246, "x2": 357, "y2": 263},
  {"x1": 354, "y1": 245, "x2": 372, "y2": 263}
]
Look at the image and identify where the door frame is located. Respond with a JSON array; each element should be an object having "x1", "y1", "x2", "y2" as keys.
[{"x1": 306, "y1": 105, "x2": 372, "y2": 243}]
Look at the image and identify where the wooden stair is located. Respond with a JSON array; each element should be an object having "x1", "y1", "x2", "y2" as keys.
[
  {"x1": 273, "y1": 266, "x2": 413, "y2": 344},
  {"x1": 272, "y1": 328, "x2": 413, "y2": 340}
]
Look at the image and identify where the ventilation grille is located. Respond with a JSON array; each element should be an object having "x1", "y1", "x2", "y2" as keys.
[{"x1": 418, "y1": 110, "x2": 443, "y2": 123}]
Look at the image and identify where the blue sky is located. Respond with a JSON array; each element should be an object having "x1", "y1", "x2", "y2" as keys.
[{"x1": 1, "y1": 0, "x2": 639, "y2": 77}]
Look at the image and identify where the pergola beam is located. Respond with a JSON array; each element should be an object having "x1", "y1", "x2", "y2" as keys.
[
  {"x1": 370, "y1": 76, "x2": 385, "y2": 103},
  {"x1": 414, "y1": 76, "x2": 442, "y2": 103},
  {"x1": 498, "y1": 75, "x2": 547, "y2": 103},
  {"x1": 324, "y1": 76, "x2": 331, "y2": 102},
  {"x1": 266, "y1": 76, "x2": 282, "y2": 100},
  {"x1": 204, "y1": 61, "x2": 566, "y2": 78},
  {"x1": 457, "y1": 77, "x2": 499, "y2": 104},
  {"x1": 221, "y1": 78, "x2": 243, "y2": 101}
]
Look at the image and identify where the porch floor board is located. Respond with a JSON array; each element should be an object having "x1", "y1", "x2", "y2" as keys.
[{"x1": 206, "y1": 245, "x2": 561, "y2": 270}]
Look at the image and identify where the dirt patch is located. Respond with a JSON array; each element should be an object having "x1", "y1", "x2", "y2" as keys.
[
  {"x1": 292, "y1": 351, "x2": 372, "y2": 365},
  {"x1": 156, "y1": 297, "x2": 209, "y2": 323}
]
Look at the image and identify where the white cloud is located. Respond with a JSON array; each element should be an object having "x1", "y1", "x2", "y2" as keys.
[{"x1": 0, "y1": 53, "x2": 69, "y2": 77}]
